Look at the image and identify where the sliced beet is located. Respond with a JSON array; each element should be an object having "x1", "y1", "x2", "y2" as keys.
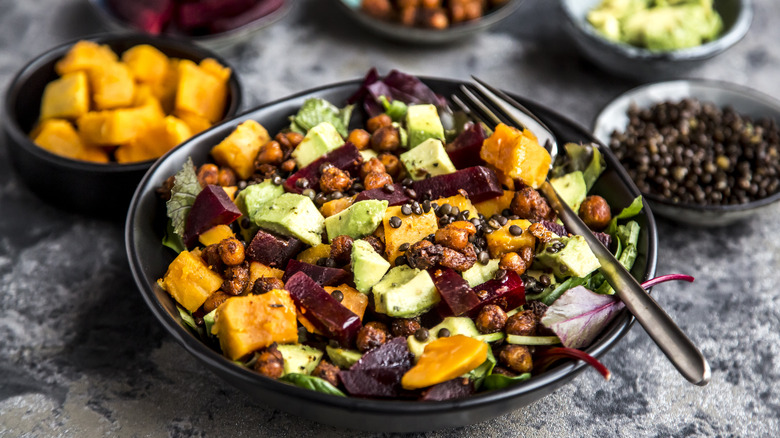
[
  {"x1": 183, "y1": 184, "x2": 241, "y2": 247},
  {"x1": 446, "y1": 123, "x2": 486, "y2": 170},
  {"x1": 284, "y1": 143, "x2": 362, "y2": 193},
  {"x1": 283, "y1": 259, "x2": 349, "y2": 287},
  {"x1": 353, "y1": 183, "x2": 410, "y2": 206},
  {"x1": 210, "y1": 0, "x2": 285, "y2": 33},
  {"x1": 286, "y1": 272, "x2": 361, "y2": 347},
  {"x1": 411, "y1": 166, "x2": 502, "y2": 203},
  {"x1": 468, "y1": 270, "x2": 526, "y2": 317},
  {"x1": 246, "y1": 228, "x2": 304, "y2": 269},
  {"x1": 420, "y1": 378, "x2": 475, "y2": 401},
  {"x1": 340, "y1": 338, "x2": 414, "y2": 398},
  {"x1": 430, "y1": 268, "x2": 480, "y2": 317},
  {"x1": 108, "y1": 0, "x2": 173, "y2": 34},
  {"x1": 177, "y1": 0, "x2": 256, "y2": 30}
]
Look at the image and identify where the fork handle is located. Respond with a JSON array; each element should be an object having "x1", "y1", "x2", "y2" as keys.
[{"x1": 539, "y1": 181, "x2": 711, "y2": 386}]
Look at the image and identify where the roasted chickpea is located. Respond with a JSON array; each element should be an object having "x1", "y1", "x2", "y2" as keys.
[
  {"x1": 361, "y1": 235, "x2": 385, "y2": 254},
  {"x1": 347, "y1": 129, "x2": 371, "y2": 150},
  {"x1": 280, "y1": 159, "x2": 296, "y2": 173},
  {"x1": 399, "y1": 6, "x2": 417, "y2": 26},
  {"x1": 202, "y1": 290, "x2": 230, "y2": 314},
  {"x1": 499, "y1": 344, "x2": 533, "y2": 373},
  {"x1": 254, "y1": 343, "x2": 284, "y2": 379},
  {"x1": 364, "y1": 171, "x2": 393, "y2": 190},
  {"x1": 319, "y1": 166, "x2": 352, "y2": 193},
  {"x1": 285, "y1": 131, "x2": 304, "y2": 148},
  {"x1": 222, "y1": 263, "x2": 250, "y2": 296},
  {"x1": 371, "y1": 126, "x2": 401, "y2": 152},
  {"x1": 360, "y1": 157, "x2": 386, "y2": 179},
  {"x1": 311, "y1": 360, "x2": 340, "y2": 387},
  {"x1": 378, "y1": 153, "x2": 402, "y2": 178},
  {"x1": 463, "y1": 1, "x2": 482, "y2": 20},
  {"x1": 391, "y1": 318, "x2": 422, "y2": 337},
  {"x1": 397, "y1": 0, "x2": 420, "y2": 7},
  {"x1": 449, "y1": 220, "x2": 477, "y2": 235},
  {"x1": 217, "y1": 167, "x2": 237, "y2": 187},
  {"x1": 499, "y1": 248, "x2": 533, "y2": 276},
  {"x1": 251, "y1": 277, "x2": 284, "y2": 295},
  {"x1": 435, "y1": 226, "x2": 471, "y2": 251},
  {"x1": 356, "y1": 321, "x2": 390, "y2": 352},
  {"x1": 505, "y1": 310, "x2": 538, "y2": 336},
  {"x1": 439, "y1": 245, "x2": 477, "y2": 272},
  {"x1": 218, "y1": 237, "x2": 245, "y2": 266},
  {"x1": 255, "y1": 141, "x2": 284, "y2": 165},
  {"x1": 579, "y1": 195, "x2": 612, "y2": 231},
  {"x1": 330, "y1": 235, "x2": 354, "y2": 264},
  {"x1": 421, "y1": 0, "x2": 441, "y2": 8},
  {"x1": 511, "y1": 186, "x2": 554, "y2": 222},
  {"x1": 200, "y1": 244, "x2": 222, "y2": 269},
  {"x1": 366, "y1": 113, "x2": 392, "y2": 133},
  {"x1": 420, "y1": 8, "x2": 448, "y2": 29},
  {"x1": 475, "y1": 304, "x2": 507, "y2": 334},
  {"x1": 197, "y1": 163, "x2": 219, "y2": 187}
]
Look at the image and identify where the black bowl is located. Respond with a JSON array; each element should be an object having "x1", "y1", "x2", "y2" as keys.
[
  {"x1": 126, "y1": 78, "x2": 658, "y2": 432},
  {"x1": 4, "y1": 33, "x2": 242, "y2": 219},
  {"x1": 559, "y1": 0, "x2": 753, "y2": 80}
]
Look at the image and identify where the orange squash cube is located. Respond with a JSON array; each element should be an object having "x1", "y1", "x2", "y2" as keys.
[
  {"x1": 212, "y1": 290, "x2": 298, "y2": 360},
  {"x1": 151, "y1": 58, "x2": 180, "y2": 114},
  {"x1": 432, "y1": 194, "x2": 478, "y2": 220},
  {"x1": 115, "y1": 115, "x2": 192, "y2": 163},
  {"x1": 383, "y1": 205, "x2": 439, "y2": 264},
  {"x1": 210, "y1": 120, "x2": 270, "y2": 180},
  {"x1": 485, "y1": 219, "x2": 536, "y2": 258},
  {"x1": 77, "y1": 98, "x2": 164, "y2": 145},
  {"x1": 198, "y1": 224, "x2": 235, "y2": 247},
  {"x1": 158, "y1": 250, "x2": 224, "y2": 313},
  {"x1": 474, "y1": 190, "x2": 515, "y2": 219},
  {"x1": 174, "y1": 59, "x2": 229, "y2": 123},
  {"x1": 121, "y1": 44, "x2": 169, "y2": 84},
  {"x1": 480, "y1": 123, "x2": 551, "y2": 189},
  {"x1": 31, "y1": 119, "x2": 109, "y2": 163},
  {"x1": 55, "y1": 40, "x2": 118, "y2": 76},
  {"x1": 401, "y1": 335, "x2": 488, "y2": 390},
  {"x1": 39, "y1": 71, "x2": 90, "y2": 120},
  {"x1": 249, "y1": 261, "x2": 285, "y2": 283},
  {"x1": 88, "y1": 62, "x2": 136, "y2": 110},
  {"x1": 176, "y1": 110, "x2": 212, "y2": 135},
  {"x1": 296, "y1": 244, "x2": 332, "y2": 265}
]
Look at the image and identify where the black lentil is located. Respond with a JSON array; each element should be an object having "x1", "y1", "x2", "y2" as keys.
[
  {"x1": 414, "y1": 328, "x2": 429, "y2": 342},
  {"x1": 401, "y1": 204, "x2": 413, "y2": 216},
  {"x1": 332, "y1": 289, "x2": 344, "y2": 302},
  {"x1": 478, "y1": 251, "x2": 490, "y2": 265},
  {"x1": 437, "y1": 328, "x2": 451, "y2": 338},
  {"x1": 383, "y1": 184, "x2": 396, "y2": 193},
  {"x1": 389, "y1": 216, "x2": 402, "y2": 228},
  {"x1": 399, "y1": 242, "x2": 410, "y2": 252},
  {"x1": 509, "y1": 225, "x2": 523, "y2": 236}
]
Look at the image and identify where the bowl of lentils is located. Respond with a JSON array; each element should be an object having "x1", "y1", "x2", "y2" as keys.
[{"x1": 593, "y1": 79, "x2": 780, "y2": 226}]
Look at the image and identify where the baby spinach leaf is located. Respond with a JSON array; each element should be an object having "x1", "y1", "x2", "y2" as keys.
[
  {"x1": 279, "y1": 373, "x2": 346, "y2": 397},
  {"x1": 606, "y1": 196, "x2": 643, "y2": 236},
  {"x1": 162, "y1": 220, "x2": 186, "y2": 253},
  {"x1": 481, "y1": 373, "x2": 532, "y2": 391},
  {"x1": 166, "y1": 157, "x2": 202, "y2": 239}
]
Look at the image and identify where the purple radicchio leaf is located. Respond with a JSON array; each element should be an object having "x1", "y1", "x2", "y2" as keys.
[
  {"x1": 540, "y1": 285, "x2": 625, "y2": 349},
  {"x1": 348, "y1": 68, "x2": 447, "y2": 117}
]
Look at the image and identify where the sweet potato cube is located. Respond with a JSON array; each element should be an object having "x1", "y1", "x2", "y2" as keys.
[
  {"x1": 210, "y1": 120, "x2": 270, "y2": 180},
  {"x1": 55, "y1": 40, "x2": 118, "y2": 75},
  {"x1": 298, "y1": 285, "x2": 368, "y2": 334},
  {"x1": 212, "y1": 290, "x2": 298, "y2": 360},
  {"x1": 480, "y1": 123, "x2": 551, "y2": 189},
  {"x1": 174, "y1": 59, "x2": 229, "y2": 123},
  {"x1": 383, "y1": 205, "x2": 439, "y2": 264},
  {"x1": 115, "y1": 115, "x2": 192, "y2": 163},
  {"x1": 40, "y1": 71, "x2": 90, "y2": 120},
  {"x1": 88, "y1": 62, "x2": 136, "y2": 110},
  {"x1": 151, "y1": 58, "x2": 180, "y2": 113},
  {"x1": 296, "y1": 244, "x2": 332, "y2": 265},
  {"x1": 176, "y1": 111, "x2": 212, "y2": 135},
  {"x1": 249, "y1": 261, "x2": 285, "y2": 283},
  {"x1": 77, "y1": 99, "x2": 164, "y2": 145},
  {"x1": 198, "y1": 224, "x2": 235, "y2": 247},
  {"x1": 486, "y1": 219, "x2": 536, "y2": 258},
  {"x1": 159, "y1": 250, "x2": 223, "y2": 312},
  {"x1": 199, "y1": 58, "x2": 231, "y2": 82},
  {"x1": 121, "y1": 44, "x2": 169, "y2": 84},
  {"x1": 31, "y1": 119, "x2": 109, "y2": 163},
  {"x1": 474, "y1": 190, "x2": 515, "y2": 219},
  {"x1": 432, "y1": 194, "x2": 478, "y2": 220}
]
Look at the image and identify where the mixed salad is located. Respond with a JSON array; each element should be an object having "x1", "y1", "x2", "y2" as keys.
[{"x1": 156, "y1": 69, "x2": 664, "y2": 400}]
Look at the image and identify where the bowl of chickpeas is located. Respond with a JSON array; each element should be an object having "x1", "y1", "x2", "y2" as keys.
[{"x1": 335, "y1": 0, "x2": 524, "y2": 44}]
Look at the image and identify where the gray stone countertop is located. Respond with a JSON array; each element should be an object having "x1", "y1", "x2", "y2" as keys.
[{"x1": 1, "y1": 0, "x2": 779, "y2": 436}]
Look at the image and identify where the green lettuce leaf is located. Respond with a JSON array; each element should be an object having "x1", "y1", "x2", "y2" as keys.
[
  {"x1": 289, "y1": 98, "x2": 353, "y2": 138},
  {"x1": 605, "y1": 196, "x2": 643, "y2": 236},
  {"x1": 278, "y1": 373, "x2": 346, "y2": 397},
  {"x1": 176, "y1": 306, "x2": 204, "y2": 337},
  {"x1": 166, "y1": 157, "x2": 202, "y2": 239},
  {"x1": 379, "y1": 95, "x2": 408, "y2": 122},
  {"x1": 481, "y1": 372, "x2": 532, "y2": 391},
  {"x1": 162, "y1": 219, "x2": 186, "y2": 253},
  {"x1": 464, "y1": 348, "x2": 496, "y2": 390}
]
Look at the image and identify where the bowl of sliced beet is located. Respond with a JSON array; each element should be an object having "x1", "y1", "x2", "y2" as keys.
[{"x1": 126, "y1": 69, "x2": 659, "y2": 432}]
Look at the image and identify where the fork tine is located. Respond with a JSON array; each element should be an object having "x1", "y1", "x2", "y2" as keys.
[
  {"x1": 471, "y1": 76, "x2": 549, "y2": 131},
  {"x1": 458, "y1": 85, "x2": 507, "y2": 128}
]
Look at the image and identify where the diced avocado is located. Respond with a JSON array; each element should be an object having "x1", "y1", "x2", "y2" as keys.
[
  {"x1": 535, "y1": 235, "x2": 601, "y2": 278},
  {"x1": 235, "y1": 180, "x2": 285, "y2": 219},
  {"x1": 291, "y1": 121, "x2": 344, "y2": 168},
  {"x1": 359, "y1": 149, "x2": 378, "y2": 161},
  {"x1": 253, "y1": 193, "x2": 324, "y2": 246},
  {"x1": 372, "y1": 266, "x2": 439, "y2": 318},
  {"x1": 326, "y1": 346, "x2": 362, "y2": 369},
  {"x1": 325, "y1": 199, "x2": 388, "y2": 241},
  {"x1": 550, "y1": 171, "x2": 587, "y2": 213},
  {"x1": 462, "y1": 258, "x2": 500, "y2": 288},
  {"x1": 406, "y1": 104, "x2": 444, "y2": 148},
  {"x1": 351, "y1": 240, "x2": 391, "y2": 294},
  {"x1": 399, "y1": 138, "x2": 457, "y2": 181},
  {"x1": 276, "y1": 344, "x2": 324, "y2": 376},
  {"x1": 525, "y1": 269, "x2": 557, "y2": 289},
  {"x1": 407, "y1": 316, "x2": 480, "y2": 359}
]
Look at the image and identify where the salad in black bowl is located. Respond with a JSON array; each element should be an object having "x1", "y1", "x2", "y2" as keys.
[{"x1": 127, "y1": 69, "x2": 661, "y2": 432}]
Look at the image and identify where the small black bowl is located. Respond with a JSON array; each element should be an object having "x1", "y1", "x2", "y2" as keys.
[
  {"x1": 4, "y1": 33, "x2": 242, "y2": 219},
  {"x1": 126, "y1": 78, "x2": 658, "y2": 432},
  {"x1": 559, "y1": 0, "x2": 753, "y2": 80}
]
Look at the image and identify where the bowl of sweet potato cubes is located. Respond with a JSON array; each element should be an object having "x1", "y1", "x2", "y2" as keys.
[{"x1": 4, "y1": 34, "x2": 241, "y2": 217}]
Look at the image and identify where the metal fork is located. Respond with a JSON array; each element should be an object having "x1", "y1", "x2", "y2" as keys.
[{"x1": 456, "y1": 77, "x2": 711, "y2": 386}]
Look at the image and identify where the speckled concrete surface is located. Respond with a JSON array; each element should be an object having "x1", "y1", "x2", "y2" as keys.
[{"x1": 1, "y1": 0, "x2": 779, "y2": 436}]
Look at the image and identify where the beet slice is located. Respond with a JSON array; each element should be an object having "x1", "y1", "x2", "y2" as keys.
[
  {"x1": 183, "y1": 184, "x2": 241, "y2": 247},
  {"x1": 210, "y1": 0, "x2": 285, "y2": 33},
  {"x1": 446, "y1": 123, "x2": 486, "y2": 170},
  {"x1": 420, "y1": 378, "x2": 475, "y2": 401},
  {"x1": 353, "y1": 183, "x2": 410, "y2": 206},
  {"x1": 283, "y1": 259, "x2": 349, "y2": 287},
  {"x1": 468, "y1": 270, "x2": 526, "y2": 317},
  {"x1": 246, "y1": 228, "x2": 304, "y2": 269},
  {"x1": 286, "y1": 272, "x2": 361, "y2": 346},
  {"x1": 284, "y1": 143, "x2": 362, "y2": 193},
  {"x1": 411, "y1": 166, "x2": 502, "y2": 203},
  {"x1": 340, "y1": 338, "x2": 414, "y2": 398},
  {"x1": 431, "y1": 268, "x2": 481, "y2": 317},
  {"x1": 108, "y1": 0, "x2": 173, "y2": 34},
  {"x1": 177, "y1": 0, "x2": 256, "y2": 30}
]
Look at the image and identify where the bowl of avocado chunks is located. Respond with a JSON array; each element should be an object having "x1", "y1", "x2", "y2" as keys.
[
  {"x1": 559, "y1": 0, "x2": 753, "y2": 80},
  {"x1": 126, "y1": 70, "x2": 658, "y2": 432}
]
